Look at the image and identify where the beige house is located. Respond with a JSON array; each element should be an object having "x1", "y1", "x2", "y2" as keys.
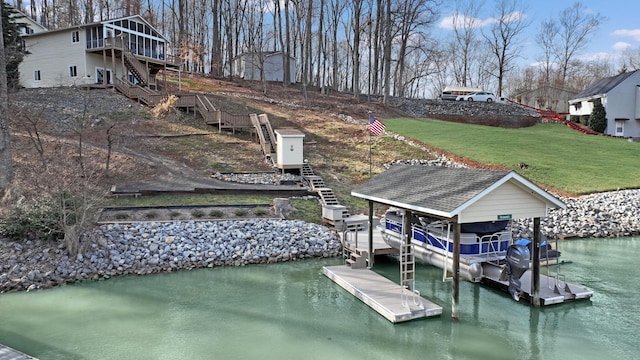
[
  {"x1": 11, "y1": 8, "x2": 48, "y2": 35},
  {"x1": 514, "y1": 85, "x2": 578, "y2": 114},
  {"x1": 19, "y1": 15, "x2": 177, "y2": 89}
]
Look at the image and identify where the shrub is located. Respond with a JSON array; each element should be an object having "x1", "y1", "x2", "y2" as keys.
[
  {"x1": 169, "y1": 211, "x2": 182, "y2": 219},
  {"x1": 114, "y1": 212, "x2": 129, "y2": 220},
  {"x1": 0, "y1": 192, "x2": 81, "y2": 240},
  {"x1": 209, "y1": 209, "x2": 224, "y2": 217},
  {"x1": 191, "y1": 209, "x2": 205, "y2": 218},
  {"x1": 580, "y1": 115, "x2": 590, "y2": 126},
  {"x1": 145, "y1": 211, "x2": 158, "y2": 219},
  {"x1": 570, "y1": 115, "x2": 581, "y2": 123},
  {"x1": 0, "y1": 201, "x2": 60, "y2": 240},
  {"x1": 234, "y1": 208, "x2": 248, "y2": 217},
  {"x1": 589, "y1": 101, "x2": 607, "y2": 133},
  {"x1": 253, "y1": 208, "x2": 268, "y2": 216}
]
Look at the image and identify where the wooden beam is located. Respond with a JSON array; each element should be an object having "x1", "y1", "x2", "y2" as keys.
[
  {"x1": 532, "y1": 217, "x2": 541, "y2": 307},
  {"x1": 452, "y1": 218, "x2": 461, "y2": 320}
]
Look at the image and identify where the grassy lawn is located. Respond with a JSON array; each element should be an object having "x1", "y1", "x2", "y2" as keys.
[{"x1": 384, "y1": 118, "x2": 640, "y2": 195}]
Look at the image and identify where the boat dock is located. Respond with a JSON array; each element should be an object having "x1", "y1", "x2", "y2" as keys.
[
  {"x1": 322, "y1": 218, "x2": 442, "y2": 323},
  {"x1": 0, "y1": 344, "x2": 38, "y2": 360},
  {"x1": 322, "y1": 265, "x2": 442, "y2": 322}
]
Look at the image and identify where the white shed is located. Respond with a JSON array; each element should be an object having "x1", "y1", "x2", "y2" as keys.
[
  {"x1": 234, "y1": 52, "x2": 296, "y2": 83},
  {"x1": 274, "y1": 129, "x2": 305, "y2": 170}
]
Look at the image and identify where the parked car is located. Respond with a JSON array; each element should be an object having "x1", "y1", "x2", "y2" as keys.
[{"x1": 456, "y1": 92, "x2": 496, "y2": 102}]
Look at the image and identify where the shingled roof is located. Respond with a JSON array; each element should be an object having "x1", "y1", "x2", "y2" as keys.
[
  {"x1": 351, "y1": 165, "x2": 565, "y2": 221},
  {"x1": 570, "y1": 70, "x2": 638, "y2": 101}
]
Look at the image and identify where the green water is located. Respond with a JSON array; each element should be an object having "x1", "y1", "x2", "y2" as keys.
[{"x1": 0, "y1": 237, "x2": 638, "y2": 360}]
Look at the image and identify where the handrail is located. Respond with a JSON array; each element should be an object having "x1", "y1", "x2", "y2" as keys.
[
  {"x1": 258, "y1": 113, "x2": 276, "y2": 153},
  {"x1": 251, "y1": 113, "x2": 265, "y2": 143}
]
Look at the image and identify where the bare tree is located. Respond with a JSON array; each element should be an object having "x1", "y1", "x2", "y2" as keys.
[
  {"x1": 327, "y1": 0, "x2": 346, "y2": 91},
  {"x1": 0, "y1": 5, "x2": 13, "y2": 193},
  {"x1": 449, "y1": 0, "x2": 482, "y2": 87},
  {"x1": 620, "y1": 47, "x2": 640, "y2": 71},
  {"x1": 483, "y1": 0, "x2": 529, "y2": 97},
  {"x1": 351, "y1": 0, "x2": 363, "y2": 97},
  {"x1": 535, "y1": 18, "x2": 558, "y2": 85},
  {"x1": 553, "y1": 2, "x2": 603, "y2": 84},
  {"x1": 393, "y1": 0, "x2": 439, "y2": 98},
  {"x1": 382, "y1": 0, "x2": 391, "y2": 104}
]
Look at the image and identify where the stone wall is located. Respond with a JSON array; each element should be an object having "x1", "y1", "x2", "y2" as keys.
[{"x1": 390, "y1": 98, "x2": 540, "y2": 128}]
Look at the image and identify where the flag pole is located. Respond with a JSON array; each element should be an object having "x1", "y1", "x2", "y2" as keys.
[{"x1": 369, "y1": 130, "x2": 372, "y2": 178}]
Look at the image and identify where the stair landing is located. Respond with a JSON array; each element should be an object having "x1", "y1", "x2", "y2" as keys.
[{"x1": 322, "y1": 265, "x2": 442, "y2": 323}]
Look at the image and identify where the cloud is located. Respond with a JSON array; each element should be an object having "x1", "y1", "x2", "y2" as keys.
[
  {"x1": 612, "y1": 42, "x2": 632, "y2": 51},
  {"x1": 438, "y1": 13, "x2": 487, "y2": 30},
  {"x1": 438, "y1": 11, "x2": 527, "y2": 31},
  {"x1": 578, "y1": 52, "x2": 615, "y2": 62},
  {"x1": 611, "y1": 29, "x2": 640, "y2": 42}
]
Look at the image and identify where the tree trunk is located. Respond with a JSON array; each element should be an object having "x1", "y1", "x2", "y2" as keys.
[
  {"x1": 283, "y1": 0, "x2": 291, "y2": 85},
  {"x1": 382, "y1": 0, "x2": 391, "y2": 105},
  {"x1": 0, "y1": 7, "x2": 13, "y2": 193},
  {"x1": 352, "y1": 0, "x2": 362, "y2": 98}
]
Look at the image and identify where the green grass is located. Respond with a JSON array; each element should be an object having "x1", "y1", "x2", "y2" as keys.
[{"x1": 384, "y1": 118, "x2": 640, "y2": 194}]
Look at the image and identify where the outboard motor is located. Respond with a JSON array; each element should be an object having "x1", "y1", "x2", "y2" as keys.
[{"x1": 505, "y1": 243, "x2": 530, "y2": 301}]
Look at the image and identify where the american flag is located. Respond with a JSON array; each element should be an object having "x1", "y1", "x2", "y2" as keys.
[{"x1": 367, "y1": 114, "x2": 386, "y2": 136}]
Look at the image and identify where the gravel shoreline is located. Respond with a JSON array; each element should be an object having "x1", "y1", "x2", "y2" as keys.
[{"x1": 1, "y1": 219, "x2": 341, "y2": 293}]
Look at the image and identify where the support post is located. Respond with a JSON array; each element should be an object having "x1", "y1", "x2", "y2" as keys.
[
  {"x1": 532, "y1": 217, "x2": 541, "y2": 307},
  {"x1": 368, "y1": 201, "x2": 374, "y2": 268},
  {"x1": 452, "y1": 219, "x2": 461, "y2": 320}
]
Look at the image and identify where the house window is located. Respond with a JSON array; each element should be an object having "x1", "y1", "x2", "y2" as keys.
[
  {"x1": 69, "y1": 65, "x2": 78, "y2": 78},
  {"x1": 34, "y1": 70, "x2": 41, "y2": 81},
  {"x1": 615, "y1": 120, "x2": 624, "y2": 136},
  {"x1": 72, "y1": 30, "x2": 80, "y2": 43}
]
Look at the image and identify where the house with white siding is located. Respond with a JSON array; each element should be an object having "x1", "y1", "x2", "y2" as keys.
[
  {"x1": 18, "y1": 15, "x2": 178, "y2": 89},
  {"x1": 233, "y1": 52, "x2": 296, "y2": 83},
  {"x1": 568, "y1": 70, "x2": 640, "y2": 137}
]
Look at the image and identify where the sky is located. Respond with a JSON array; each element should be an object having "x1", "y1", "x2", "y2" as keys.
[{"x1": 435, "y1": 0, "x2": 639, "y2": 68}]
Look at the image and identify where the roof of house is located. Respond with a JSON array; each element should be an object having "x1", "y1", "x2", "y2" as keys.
[
  {"x1": 570, "y1": 70, "x2": 639, "y2": 101},
  {"x1": 21, "y1": 14, "x2": 167, "y2": 41},
  {"x1": 351, "y1": 165, "x2": 565, "y2": 221}
]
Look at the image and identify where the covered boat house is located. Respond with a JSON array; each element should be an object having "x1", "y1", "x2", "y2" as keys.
[{"x1": 339, "y1": 165, "x2": 592, "y2": 320}]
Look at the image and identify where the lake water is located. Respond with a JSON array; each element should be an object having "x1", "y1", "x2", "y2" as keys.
[{"x1": 0, "y1": 236, "x2": 638, "y2": 360}]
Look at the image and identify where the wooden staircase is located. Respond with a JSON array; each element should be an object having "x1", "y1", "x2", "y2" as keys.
[
  {"x1": 194, "y1": 94, "x2": 219, "y2": 124},
  {"x1": 317, "y1": 188, "x2": 339, "y2": 206},
  {"x1": 123, "y1": 48, "x2": 151, "y2": 86},
  {"x1": 301, "y1": 163, "x2": 315, "y2": 177},
  {"x1": 251, "y1": 113, "x2": 277, "y2": 160}
]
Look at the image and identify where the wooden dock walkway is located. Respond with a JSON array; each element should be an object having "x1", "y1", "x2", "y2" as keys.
[
  {"x1": 323, "y1": 265, "x2": 442, "y2": 323},
  {"x1": 0, "y1": 344, "x2": 37, "y2": 360}
]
